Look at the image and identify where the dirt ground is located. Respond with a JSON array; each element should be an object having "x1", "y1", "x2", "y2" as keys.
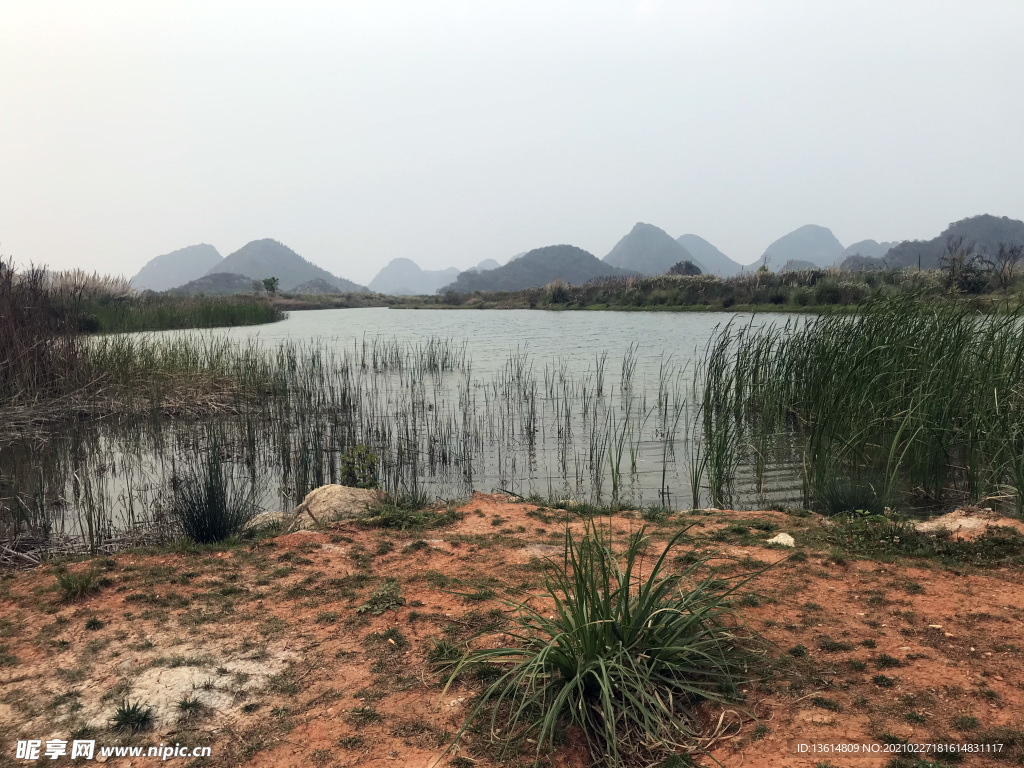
[{"x1": 1, "y1": 494, "x2": 1022, "y2": 768}]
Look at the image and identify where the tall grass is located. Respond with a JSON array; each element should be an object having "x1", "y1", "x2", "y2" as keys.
[
  {"x1": 82, "y1": 294, "x2": 283, "y2": 333},
  {"x1": 0, "y1": 260, "x2": 282, "y2": 412},
  {"x1": 0, "y1": 261, "x2": 85, "y2": 401},
  {"x1": 698, "y1": 296, "x2": 1024, "y2": 514},
  {"x1": 445, "y1": 522, "x2": 759, "y2": 766}
]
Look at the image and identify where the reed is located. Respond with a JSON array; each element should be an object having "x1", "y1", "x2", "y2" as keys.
[{"x1": 696, "y1": 296, "x2": 1024, "y2": 514}]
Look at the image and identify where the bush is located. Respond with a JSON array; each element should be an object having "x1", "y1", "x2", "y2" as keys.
[
  {"x1": 445, "y1": 523, "x2": 761, "y2": 766},
  {"x1": 340, "y1": 444, "x2": 379, "y2": 488},
  {"x1": 171, "y1": 435, "x2": 258, "y2": 544}
]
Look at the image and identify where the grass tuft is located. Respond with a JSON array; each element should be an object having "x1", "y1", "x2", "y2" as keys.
[
  {"x1": 55, "y1": 566, "x2": 103, "y2": 602},
  {"x1": 111, "y1": 699, "x2": 154, "y2": 733},
  {"x1": 444, "y1": 522, "x2": 763, "y2": 766}
]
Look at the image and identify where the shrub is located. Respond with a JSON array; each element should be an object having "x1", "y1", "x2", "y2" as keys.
[
  {"x1": 445, "y1": 523, "x2": 761, "y2": 766},
  {"x1": 171, "y1": 434, "x2": 258, "y2": 544},
  {"x1": 340, "y1": 444, "x2": 379, "y2": 488}
]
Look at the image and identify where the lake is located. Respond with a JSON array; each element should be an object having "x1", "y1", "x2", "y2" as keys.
[{"x1": 1, "y1": 308, "x2": 804, "y2": 545}]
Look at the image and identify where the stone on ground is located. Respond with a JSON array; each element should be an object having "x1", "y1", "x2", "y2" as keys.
[
  {"x1": 287, "y1": 484, "x2": 382, "y2": 530},
  {"x1": 914, "y1": 506, "x2": 1024, "y2": 540}
]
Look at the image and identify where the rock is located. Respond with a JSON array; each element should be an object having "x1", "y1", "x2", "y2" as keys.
[
  {"x1": 766, "y1": 532, "x2": 795, "y2": 547},
  {"x1": 245, "y1": 509, "x2": 287, "y2": 531},
  {"x1": 914, "y1": 507, "x2": 1024, "y2": 540},
  {"x1": 287, "y1": 484, "x2": 382, "y2": 531}
]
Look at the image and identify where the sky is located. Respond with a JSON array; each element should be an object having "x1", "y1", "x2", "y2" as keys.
[{"x1": 2, "y1": 1, "x2": 1023, "y2": 285}]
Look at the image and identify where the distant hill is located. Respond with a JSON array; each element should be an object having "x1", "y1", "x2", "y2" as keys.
[
  {"x1": 442, "y1": 245, "x2": 635, "y2": 293},
  {"x1": 761, "y1": 225, "x2": 845, "y2": 269},
  {"x1": 472, "y1": 259, "x2": 501, "y2": 272},
  {"x1": 207, "y1": 239, "x2": 366, "y2": 292},
  {"x1": 883, "y1": 215, "x2": 1024, "y2": 270},
  {"x1": 167, "y1": 272, "x2": 261, "y2": 296},
  {"x1": 131, "y1": 244, "x2": 222, "y2": 292},
  {"x1": 604, "y1": 223, "x2": 695, "y2": 276},
  {"x1": 675, "y1": 234, "x2": 743, "y2": 276},
  {"x1": 368, "y1": 258, "x2": 460, "y2": 296},
  {"x1": 842, "y1": 239, "x2": 896, "y2": 260}
]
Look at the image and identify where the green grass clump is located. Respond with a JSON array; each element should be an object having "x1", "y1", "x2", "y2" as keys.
[
  {"x1": 360, "y1": 494, "x2": 459, "y2": 530},
  {"x1": 356, "y1": 579, "x2": 405, "y2": 615},
  {"x1": 111, "y1": 699, "x2": 154, "y2": 733},
  {"x1": 817, "y1": 637, "x2": 854, "y2": 653},
  {"x1": 428, "y1": 638, "x2": 462, "y2": 669},
  {"x1": 55, "y1": 566, "x2": 103, "y2": 601},
  {"x1": 444, "y1": 523, "x2": 761, "y2": 767},
  {"x1": 83, "y1": 294, "x2": 284, "y2": 334}
]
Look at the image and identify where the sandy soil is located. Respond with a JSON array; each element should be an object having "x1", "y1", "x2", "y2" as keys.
[{"x1": 1, "y1": 494, "x2": 1022, "y2": 768}]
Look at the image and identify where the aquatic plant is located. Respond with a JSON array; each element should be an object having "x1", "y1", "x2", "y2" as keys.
[{"x1": 697, "y1": 295, "x2": 1024, "y2": 514}]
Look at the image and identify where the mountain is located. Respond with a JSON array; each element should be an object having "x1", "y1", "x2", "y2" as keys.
[
  {"x1": 780, "y1": 259, "x2": 820, "y2": 272},
  {"x1": 883, "y1": 215, "x2": 1024, "y2": 270},
  {"x1": 675, "y1": 235, "x2": 743, "y2": 276},
  {"x1": 167, "y1": 273, "x2": 261, "y2": 296},
  {"x1": 473, "y1": 259, "x2": 501, "y2": 272},
  {"x1": 761, "y1": 225, "x2": 845, "y2": 269},
  {"x1": 368, "y1": 258, "x2": 460, "y2": 296},
  {"x1": 842, "y1": 239, "x2": 896, "y2": 260},
  {"x1": 207, "y1": 239, "x2": 366, "y2": 292},
  {"x1": 442, "y1": 245, "x2": 635, "y2": 293},
  {"x1": 603, "y1": 223, "x2": 696, "y2": 276},
  {"x1": 131, "y1": 244, "x2": 222, "y2": 292}
]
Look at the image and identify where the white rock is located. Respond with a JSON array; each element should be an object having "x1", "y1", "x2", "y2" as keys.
[{"x1": 766, "y1": 532, "x2": 795, "y2": 547}]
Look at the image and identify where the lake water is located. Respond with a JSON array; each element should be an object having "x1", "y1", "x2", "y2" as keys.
[
  {"x1": 2, "y1": 308, "x2": 805, "y2": 544},
  {"x1": 153, "y1": 307, "x2": 740, "y2": 377}
]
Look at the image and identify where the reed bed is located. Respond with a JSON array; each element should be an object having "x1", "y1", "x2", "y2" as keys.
[
  {"x1": 82, "y1": 294, "x2": 284, "y2": 333},
  {"x1": 697, "y1": 296, "x2": 1024, "y2": 515},
  {"x1": 2, "y1": 330, "x2": 705, "y2": 544}
]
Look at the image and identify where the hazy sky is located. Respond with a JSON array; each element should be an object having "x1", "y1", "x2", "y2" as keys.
[{"x1": 2, "y1": 1, "x2": 1023, "y2": 284}]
